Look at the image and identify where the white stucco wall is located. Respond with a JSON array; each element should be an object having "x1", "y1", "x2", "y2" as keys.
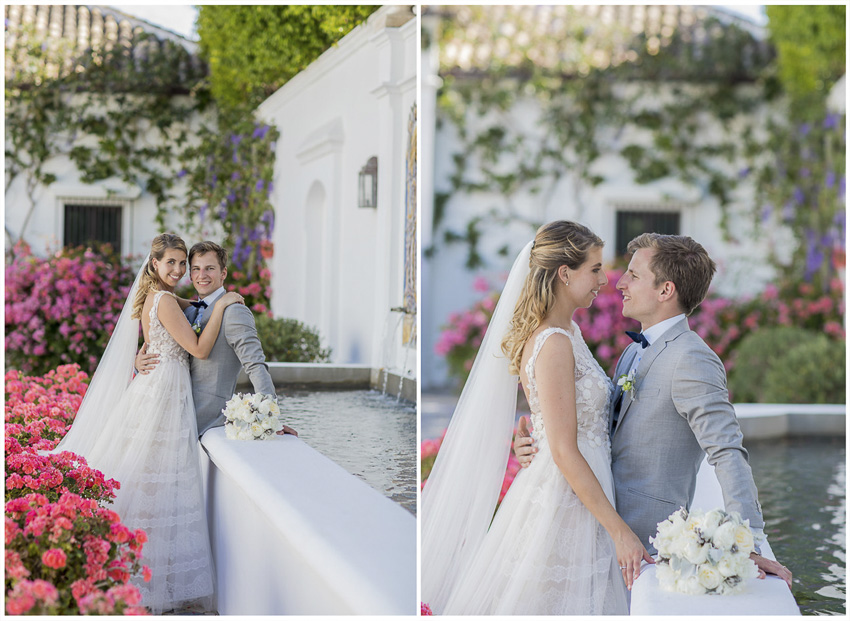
[
  {"x1": 4, "y1": 95, "x2": 211, "y2": 258},
  {"x1": 421, "y1": 56, "x2": 798, "y2": 389},
  {"x1": 257, "y1": 6, "x2": 417, "y2": 374}
]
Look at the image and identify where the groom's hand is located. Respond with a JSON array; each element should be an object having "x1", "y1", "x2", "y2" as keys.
[
  {"x1": 751, "y1": 553, "x2": 792, "y2": 588},
  {"x1": 276, "y1": 424, "x2": 298, "y2": 437},
  {"x1": 513, "y1": 415, "x2": 537, "y2": 468},
  {"x1": 134, "y1": 343, "x2": 160, "y2": 375}
]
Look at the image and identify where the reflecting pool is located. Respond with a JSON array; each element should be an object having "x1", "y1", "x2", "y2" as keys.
[
  {"x1": 748, "y1": 435, "x2": 845, "y2": 615},
  {"x1": 276, "y1": 387, "x2": 417, "y2": 516}
]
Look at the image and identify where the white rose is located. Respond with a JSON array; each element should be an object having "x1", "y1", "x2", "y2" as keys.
[
  {"x1": 225, "y1": 424, "x2": 239, "y2": 440},
  {"x1": 716, "y1": 554, "x2": 738, "y2": 577},
  {"x1": 261, "y1": 415, "x2": 276, "y2": 430},
  {"x1": 236, "y1": 428, "x2": 253, "y2": 441},
  {"x1": 250, "y1": 422, "x2": 265, "y2": 437},
  {"x1": 236, "y1": 403, "x2": 254, "y2": 423},
  {"x1": 697, "y1": 564, "x2": 724, "y2": 591},
  {"x1": 733, "y1": 525, "x2": 754, "y2": 554},
  {"x1": 682, "y1": 539, "x2": 710, "y2": 565},
  {"x1": 737, "y1": 556, "x2": 760, "y2": 580},
  {"x1": 257, "y1": 399, "x2": 272, "y2": 416},
  {"x1": 700, "y1": 509, "x2": 724, "y2": 540},
  {"x1": 655, "y1": 564, "x2": 677, "y2": 591},
  {"x1": 678, "y1": 575, "x2": 706, "y2": 596},
  {"x1": 712, "y1": 521, "x2": 737, "y2": 551},
  {"x1": 269, "y1": 400, "x2": 280, "y2": 416}
]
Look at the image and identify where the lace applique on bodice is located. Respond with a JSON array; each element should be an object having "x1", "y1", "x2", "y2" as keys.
[
  {"x1": 525, "y1": 324, "x2": 613, "y2": 451},
  {"x1": 147, "y1": 291, "x2": 189, "y2": 366}
]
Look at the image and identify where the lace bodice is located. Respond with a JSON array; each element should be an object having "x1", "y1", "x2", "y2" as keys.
[
  {"x1": 147, "y1": 291, "x2": 189, "y2": 366},
  {"x1": 524, "y1": 324, "x2": 613, "y2": 451}
]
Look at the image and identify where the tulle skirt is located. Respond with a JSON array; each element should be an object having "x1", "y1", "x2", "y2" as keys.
[
  {"x1": 84, "y1": 358, "x2": 215, "y2": 614},
  {"x1": 442, "y1": 435, "x2": 628, "y2": 615}
]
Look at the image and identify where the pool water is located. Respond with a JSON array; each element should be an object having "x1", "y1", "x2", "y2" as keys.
[
  {"x1": 276, "y1": 388, "x2": 417, "y2": 516},
  {"x1": 747, "y1": 436, "x2": 845, "y2": 615}
]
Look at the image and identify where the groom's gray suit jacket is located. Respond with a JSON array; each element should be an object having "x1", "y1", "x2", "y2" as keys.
[
  {"x1": 185, "y1": 298, "x2": 276, "y2": 437},
  {"x1": 609, "y1": 317, "x2": 764, "y2": 552}
]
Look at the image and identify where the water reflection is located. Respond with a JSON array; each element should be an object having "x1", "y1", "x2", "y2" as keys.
[
  {"x1": 276, "y1": 388, "x2": 417, "y2": 516},
  {"x1": 747, "y1": 436, "x2": 845, "y2": 615}
]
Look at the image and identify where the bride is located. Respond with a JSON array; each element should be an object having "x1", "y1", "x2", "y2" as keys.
[
  {"x1": 54, "y1": 233, "x2": 244, "y2": 614},
  {"x1": 422, "y1": 221, "x2": 651, "y2": 614}
]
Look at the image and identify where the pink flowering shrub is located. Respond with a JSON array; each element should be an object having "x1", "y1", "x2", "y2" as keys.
[
  {"x1": 5, "y1": 243, "x2": 137, "y2": 376},
  {"x1": 421, "y1": 601, "x2": 433, "y2": 615},
  {"x1": 5, "y1": 366, "x2": 149, "y2": 615},
  {"x1": 5, "y1": 493, "x2": 149, "y2": 615},
  {"x1": 436, "y1": 271, "x2": 845, "y2": 385},
  {"x1": 421, "y1": 426, "x2": 522, "y2": 508},
  {"x1": 5, "y1": 439, "x2": 118, "y2": 504}
]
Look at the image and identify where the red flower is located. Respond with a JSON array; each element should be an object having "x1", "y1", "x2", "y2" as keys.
[{"x1": 41, "y1": 547, "x2": 67, "y2": 569}]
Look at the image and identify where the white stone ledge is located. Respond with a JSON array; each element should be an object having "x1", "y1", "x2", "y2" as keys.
[
  {"x1": 238, "y1": 363, "x2": 418, "y2": 403},
  {"x1": 630, "y1": 456, "x2": 800, "y2": 615},
  {"x1": 733, "y1": 404, "x2": 845, "y2": 440},
  {"x1": 237, "y1": 362, "x2": 372, "y2": 387},
  {"x1": 199, "y1": 427, "x2": 416, "y2": 615}
]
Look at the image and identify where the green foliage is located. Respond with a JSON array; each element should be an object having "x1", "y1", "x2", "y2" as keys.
[
  {"x1": 729, "y1": 327, "x2": 846, "y2": 404},
  {"x1": 429, "y1": 6, "x2": 775, "y2": 268},
  {"x1": 254, "y1": 315, "x2": 332, "y2": 363},
  {"x1": 765, "y1": 5, "x2": 846, "y2": 118},
  {"x1": 197, "y1": 5, "x2": 379, "y2": 112},
  {"x1": 5, "y1": 22, "x2": 209, "y2": 242},
  {"x1": 761, "y1": 335, "x2": 845, "y2": 404},
  {"x1": 727, "y1": 327, "x2": 816, "y2": 402},
  {"x1": 744, "y1": 112, "x2": 845, "y2": 290}
]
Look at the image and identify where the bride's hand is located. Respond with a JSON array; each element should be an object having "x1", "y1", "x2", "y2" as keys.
[
  {"x1": 613, "y1": 528, "x2": 654, "y2": 591},
  {"x1": 219, "y1": 292, "x2": 245, "y2": 307}
]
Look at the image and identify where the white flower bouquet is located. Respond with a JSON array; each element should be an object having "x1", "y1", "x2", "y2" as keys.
[
  {"x1": 222, "y1": 392, "x2": 283, "y2": 440},
  {"x1": 650, "y1": 507, "x2": 760, "y2": 595}
]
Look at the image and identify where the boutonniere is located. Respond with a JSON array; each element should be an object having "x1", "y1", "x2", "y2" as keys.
[
  {"x1": 617, "y1": 369, "x2": 636, "y2": 394},
  {"x1": 192, "y1": 320, "x2": 202, "y2": 335}
]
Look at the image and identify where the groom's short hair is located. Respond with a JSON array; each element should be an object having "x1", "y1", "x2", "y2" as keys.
[
  {"x1": 627, "y1": 233, "x2": 716, "y2": 315},
  {"x1": 189, "y1": 241, "x2": 228, "y2": 270}
]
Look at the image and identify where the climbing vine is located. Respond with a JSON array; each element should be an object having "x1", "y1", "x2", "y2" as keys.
[
  {"x1": 4, "y1": 22, "x2": 208, "y2": 246},
  {"x1": 427, "y1": 6, "x2": 844, "y2": 287}
]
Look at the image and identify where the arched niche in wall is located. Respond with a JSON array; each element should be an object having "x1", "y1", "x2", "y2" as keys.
[{"x1": 304, "y1": 180, "x2": 327, "y2": 323}]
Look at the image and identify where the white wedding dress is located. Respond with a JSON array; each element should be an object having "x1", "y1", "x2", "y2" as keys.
[
  {"x1": 442, "y1": 325, "x2": 628, "y2": 614},
  {"x1": 82, "y1": 291, "x2": 215, "y2": 614}
]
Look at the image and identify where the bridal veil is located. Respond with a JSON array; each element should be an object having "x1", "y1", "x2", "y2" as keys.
[
  {"x1": 54, "y1": 255, "x2": 150, "y2": 457},
  {"x1": 421, "y1": 240, "x2": 532, "y2": 613}
]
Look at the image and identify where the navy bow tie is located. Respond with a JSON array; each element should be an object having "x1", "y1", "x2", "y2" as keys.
[
  {"x1": 190, "y1": 300, "x2": 208, "y2": 309},
  {"x1": 625, "y1": 330, "x2": 649, "y2": 349}
]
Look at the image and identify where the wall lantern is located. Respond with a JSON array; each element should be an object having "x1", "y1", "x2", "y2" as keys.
[{"x1": 358, "y1": 156, "x2": 378, "y2": 208}]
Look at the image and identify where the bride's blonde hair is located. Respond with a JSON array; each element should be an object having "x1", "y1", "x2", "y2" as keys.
[
  {"x1": 131, "y1": 233, "x2": 188, "y2": 319},
  {"x1": 500, "y1": 221, "x2": 603, "y2": 375}
]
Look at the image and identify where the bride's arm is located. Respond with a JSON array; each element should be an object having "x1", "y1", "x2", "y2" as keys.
[
  {"x1": 535, "y1": 333, "x2": 653, "y2": 590},
  {"x1": 171, "y1": 295, "x2": 194, "y2": 311},
  {"x1": 155, "y1": 292, "x2": 243, "y2": 359}
]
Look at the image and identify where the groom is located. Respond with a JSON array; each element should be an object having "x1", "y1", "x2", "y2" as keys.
[
  {"x1": 514, "y1": 233, "x2": 790, "y2": 585},
  {"x1": 136, "y1": 240, "x2": 297, "y2": 438}
]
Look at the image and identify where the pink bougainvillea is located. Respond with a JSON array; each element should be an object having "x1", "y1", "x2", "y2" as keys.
[
  {"x1": 436, "y1": 269, "x2": 844, "y2": 386},
  {"x1": 5, "y1": 244, "x2": 137, "y2": 376}
]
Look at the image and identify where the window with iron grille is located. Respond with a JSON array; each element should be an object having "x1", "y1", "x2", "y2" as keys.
[
  {"x1": 63, "y1": 204, "x2": 122, "y2": 253},
  {"x1": 615, "y1": 210, "x2": 680, "y2": 256}
]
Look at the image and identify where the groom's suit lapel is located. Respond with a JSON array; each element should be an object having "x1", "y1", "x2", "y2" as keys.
[{"x1": 612, "y1": 318, "x2": 690, "y2": 436}]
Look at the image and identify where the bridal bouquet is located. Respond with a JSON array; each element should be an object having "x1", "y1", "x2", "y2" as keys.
[
  {"x1": 650, "y1": 507, "x2": 760, "y2": 595},
  {"x1": 223, "y1": 393, "x2": 283, "y2": 440}
]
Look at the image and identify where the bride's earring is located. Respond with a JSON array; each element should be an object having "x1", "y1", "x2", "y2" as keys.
[{"x1": 564, "y1": 280, "x2": 569, "y2": 287}]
